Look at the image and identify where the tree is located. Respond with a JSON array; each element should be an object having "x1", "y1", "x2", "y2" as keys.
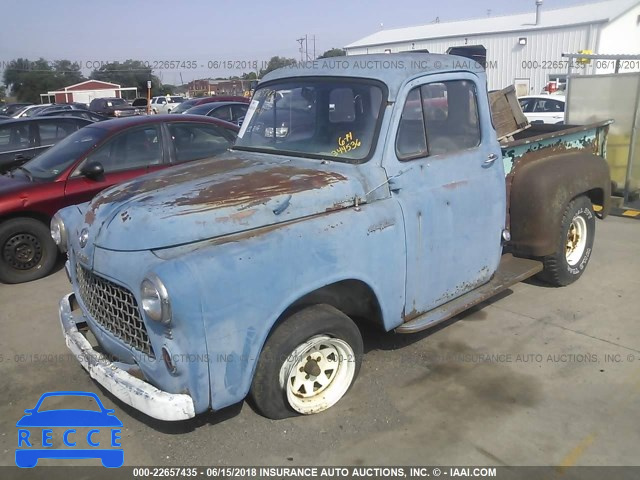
[
  {"x1": 2, "y1": 57, "x2": 87, "y2": 103},
  {"x1": 318, "y1": 48, "x2": 346, "y2": 59},
  {"x1": 259, "y1": 56, "x2": 297, "y2": 77},
  {"x1": 3, "y1": 58, "x2": 55, "y2": 103},
  {"x1": 90, "y1": 60, "x2": 161, "y2": 97},
  {"x1": 160, "y1": 84, "x2": 178, "y2": 95},
  {"x1": 242, "y1": 71, "x2": 258, "y2": 80},
  {"x1": 52, "y1": 60, "x2": 84, "y2": 86},
  {"x1": 0, "y1": 84, "x2": 6, "y2": 101}
]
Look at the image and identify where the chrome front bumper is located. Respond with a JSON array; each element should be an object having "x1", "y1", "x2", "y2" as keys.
[{"x1": 59, "y1": 292, "x2": 196, "y2": 421}]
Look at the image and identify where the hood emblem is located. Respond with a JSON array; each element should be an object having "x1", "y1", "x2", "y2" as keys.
[{"x1": 79, "y1": 228, "x2": 89, "y2": 248}]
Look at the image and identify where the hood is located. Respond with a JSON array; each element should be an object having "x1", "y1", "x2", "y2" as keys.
[
  {"x1": 82, "y1": 151, "x2": 366, "y2": 251},
  {"x1": 0, "y1": 173, "x2": 31, "y2": 194}
]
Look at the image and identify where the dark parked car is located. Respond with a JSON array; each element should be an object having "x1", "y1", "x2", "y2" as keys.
[
  {"x1": 39, "y1": 109, "x2": 108, "y2": 122},
  {"x1": 89, "y1": 97, "x2": 144, "y2": 117},
  {"x1": 0, "y1": 114, "x2": 238, "y2": 283},
  {"x1": 171, "y1": 95, "x2": 249, "y2": 114},
  {"x1": 36, "y1": 103, "x2": 89, "y2": 115},
  {"x1": 0, "y1": 103, "x2": 33, "y2": 116},
  {"x1": 184, "y1": 101, "x2": 249, "y2": 125},
  {"x1": 0, "y1": 117, "x2": 93, "y2": 173}
]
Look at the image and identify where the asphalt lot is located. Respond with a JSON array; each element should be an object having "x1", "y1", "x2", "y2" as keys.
[{"x1": 0, "y1": 215, "x2": 638, "y2": 467}]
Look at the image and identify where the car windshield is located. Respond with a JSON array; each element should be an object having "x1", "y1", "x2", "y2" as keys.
[
  {"x1": 185, "y1": 104, "x2": 218, "y2": 115},
  {"x1": 24, "y1": 126, "x2": 108, "y2": 180},
  {"x1": 234, "y1": 79, "x2": 385, "y2": 163},
  {"x1": 172, "y1": 100, "x2": 198, "y2": 113},
  {"x1": 24, "y1": 106, "x2": 48, "y2": 117},
  {"x1": 107, "y1": 99, "x2": 127, "y2": 107},
  {"x1": 170, "y1": 96, "x2": 184, "y2": 103}
]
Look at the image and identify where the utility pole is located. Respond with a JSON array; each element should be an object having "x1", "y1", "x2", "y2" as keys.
[{"x1": 297, "y1": 37, "x2": 305, "y2": 61}]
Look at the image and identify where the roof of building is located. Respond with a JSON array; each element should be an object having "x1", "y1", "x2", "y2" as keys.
[{"x1": 345, "y1": 0, "x2": 640, "y2": 49}]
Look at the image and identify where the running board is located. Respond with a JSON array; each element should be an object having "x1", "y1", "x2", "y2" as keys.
[{"x1": 395, "y1": 254, "x2": 543, "y2": 334}]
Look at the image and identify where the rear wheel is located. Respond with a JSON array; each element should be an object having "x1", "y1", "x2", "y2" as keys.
[
  {"x1": 538, "y1": 196, "x2": 595, "y2": 286},
  {"x1": 0, "y1": 218, "x2": 58, "y2": 284},
  {"x1": 250, "y1": 304, "x2": 363, "y2": 419}
]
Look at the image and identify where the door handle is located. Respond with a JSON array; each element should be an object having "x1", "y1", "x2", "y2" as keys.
[
  {"x1": 388, "y1": 177, "x2": 402, "y2": 193},
  {"x1": 484, "y1": 153, "x2": 498, "y2": 165}
]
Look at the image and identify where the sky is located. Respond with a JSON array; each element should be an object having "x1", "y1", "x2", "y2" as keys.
[{"x1": 0, "y1": 0, "x2": 592, "y2": 85}]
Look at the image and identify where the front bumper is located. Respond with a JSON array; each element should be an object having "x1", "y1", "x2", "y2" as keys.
[{"x1": 59, "y1": 292, "x2": 196, "y2": 421}]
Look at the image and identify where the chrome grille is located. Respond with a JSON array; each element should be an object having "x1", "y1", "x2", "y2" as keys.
[{"x1": 76, "y1": 264, "x2": 154, "y2": 357}]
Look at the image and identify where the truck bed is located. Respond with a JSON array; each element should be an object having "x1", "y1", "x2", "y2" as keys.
[{"x1": 502, "y1": 121, "x2": 612, "y2": 175}]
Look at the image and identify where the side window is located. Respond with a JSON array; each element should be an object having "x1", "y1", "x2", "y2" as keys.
[
  {"x1": 0, "y1": 124, "x2": 31, "y2": 152},
  {"x1": 421, "y1": 81, "x2": 480, "y2": 155},
  {"x1": 38, "y1": 120, "x2": 80, "y2": 145},
  {"x1": 231, "y1": 104, "x2": 248, "y2": 122},
  {"x1": 209, "y1": 106, "x2": 232, "y2": 122},
  {"x1": 396, "y1": 88, "x2": 428, "y2": 159},
  {"x1": 168, "y1": 123, "x2": 235, "y2": 164},
  {"x1": 518, "y1": 98, "x2": 535, "y2": 113},
  {"x1": 532, "y1": 99, "x2": 563, "y2": 113},
  {"x1": 84, "y1": 126, "x2": 162, "y2": 173},
  {"x1": 396, "y1": 80, "x2": 481, "y2": 160}
]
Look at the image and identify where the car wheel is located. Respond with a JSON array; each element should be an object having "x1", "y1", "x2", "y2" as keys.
[
  {"x1": 250, "y1": 304, "x2": 363, "y2": 419},
  {"x1": 538, "y1": 196, "x2": 595, "y2": 286},
  {"x1": 0, "y1": 218, "x2": 58, "y2": 284}
]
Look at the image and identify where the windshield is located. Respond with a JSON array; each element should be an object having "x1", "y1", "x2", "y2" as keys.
[
  {"x1": 172, "y1": 99, "x2": 198, "y2": 113},
  {"x1": 107, "y1": 99, "x2": 127, "y2": 107},
  {"x1": 170, "y1": 96, "x2": 184, "y2": 103},
  {"x1": 235, "y1": 79, "x2": 385, "y2": 163},
  {"x1": 24, "y1": 126, "x2": 108, "y2": 180}
]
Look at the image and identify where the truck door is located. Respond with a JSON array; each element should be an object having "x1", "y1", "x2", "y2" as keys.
[{"x1": 383, "y1": 73, "x2": 505, "y2": 318}]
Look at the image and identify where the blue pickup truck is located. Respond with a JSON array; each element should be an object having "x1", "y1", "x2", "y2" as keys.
[{"x1": 54, "y1": 54, "x2": 611, "y2": 421}]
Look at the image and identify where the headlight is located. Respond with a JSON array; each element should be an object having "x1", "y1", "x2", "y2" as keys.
[
  {"x1": 140, "y1": 274, "x2": 171, "y2": 324},
  {"x1": 50, "y1": 213, "x2": 67, "y2": 253}
]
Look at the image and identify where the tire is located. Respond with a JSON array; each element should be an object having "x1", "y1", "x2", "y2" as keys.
[
  {"x1": 0, "y1": 218, "x2": 58, "y2": 284},
  {"x1": 538, "y1": 196, "x2": 595, "y2": 286},
  {"x1": 250, "y1": 304, "x2": 363, "y2": 419}
]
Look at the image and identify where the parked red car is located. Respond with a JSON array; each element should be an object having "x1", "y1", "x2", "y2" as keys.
[{"x1": 0, "y1": 114, "x2": 238, "y2": 283}]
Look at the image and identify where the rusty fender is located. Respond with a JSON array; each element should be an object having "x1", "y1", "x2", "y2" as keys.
[{"x1": 509, "y1": 152, "x2": 610, "y2": 258}]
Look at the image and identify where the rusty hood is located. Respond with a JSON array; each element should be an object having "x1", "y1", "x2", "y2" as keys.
[{"x1": 82, "y1": 152, "x2": 365, "y2": 251}]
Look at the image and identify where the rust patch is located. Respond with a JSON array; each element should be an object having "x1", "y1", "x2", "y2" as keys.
[
  {"x1": 84, "y1": 157, "x2": 253, "y2": 225},
  {"x1": 367, "y1": 219, "x2": 395, "y2": 234},
  {"x1": 216, "y1": 209, "x2": 258, "y2": 223},
  {"x1": 165, "y1": 166, "x2": 347, "y2": 216}
]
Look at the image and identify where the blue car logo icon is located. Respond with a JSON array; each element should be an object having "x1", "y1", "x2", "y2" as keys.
[{"x1": 16, "y1": 391, "x2": 123, "y2": 468}]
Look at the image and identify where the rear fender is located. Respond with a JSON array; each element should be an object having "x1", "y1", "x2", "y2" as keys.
[{"x1": 509, "y1": 152, "x2": 610, "y2": 257}]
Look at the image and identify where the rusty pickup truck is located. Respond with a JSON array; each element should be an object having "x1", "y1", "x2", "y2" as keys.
[{"x1": 54, "y1": 53, "x2": 610, "y2": 421}]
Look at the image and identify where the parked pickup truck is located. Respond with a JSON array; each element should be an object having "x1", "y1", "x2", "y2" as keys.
[{"x1": 55, "y1": 54, "x2": 610, "y2": 422}]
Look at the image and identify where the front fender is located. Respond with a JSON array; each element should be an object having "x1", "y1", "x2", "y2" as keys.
[
  {"x1": 166, "y1": 200, "x2": 406, "y2": 411},
  {"x1": 509, "y1": 152, "x2": 610, "y2": 257}
]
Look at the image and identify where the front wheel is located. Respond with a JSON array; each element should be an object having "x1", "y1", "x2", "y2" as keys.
[
  {"x1": 538, "y1": 195, "x2": 595, "y2": 286},
  {"x1": 250, "y1": 304, "x2": 363, "y2": 419},
  {"x1": 0, "y1": 218, "x2": 58, "y2": 284}
]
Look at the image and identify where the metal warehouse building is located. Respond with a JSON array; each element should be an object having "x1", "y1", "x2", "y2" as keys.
[{"x1": 345, "y1": 0, "x2": 640, "y2": 95}]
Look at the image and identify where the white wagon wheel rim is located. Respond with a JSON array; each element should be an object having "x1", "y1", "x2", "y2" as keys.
[
  {"x1": 566, "y1": 215, "x2": 588, "y2": 266},
  {"x1": 279, "y1": 335, "x2": 356, "y2": 414}
]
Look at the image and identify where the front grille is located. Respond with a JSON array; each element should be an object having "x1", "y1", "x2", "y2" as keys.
[{"x1": 76, "y1": 264, "x2": 154, "y2": 357}]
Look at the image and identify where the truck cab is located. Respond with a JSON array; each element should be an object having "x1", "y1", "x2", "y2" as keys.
[{"x1": 56, "y1": 54, "x2": 610, "y2": 421}]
